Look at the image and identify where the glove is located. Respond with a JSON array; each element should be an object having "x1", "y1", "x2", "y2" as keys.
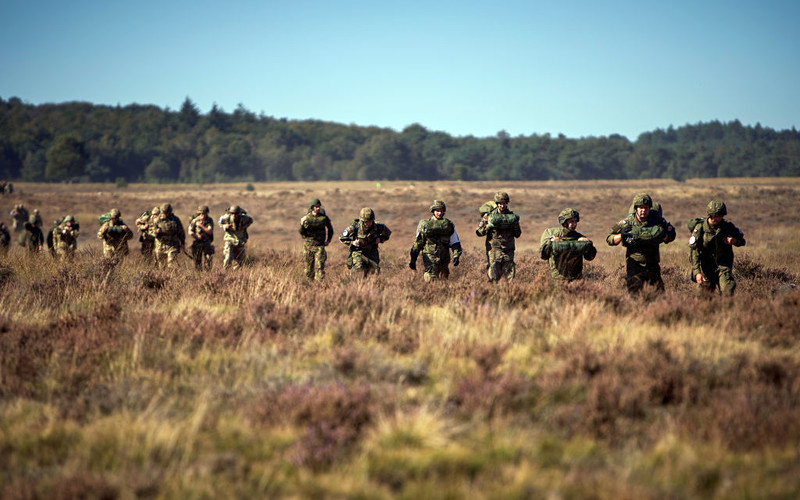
[
  {"x1": 409, "y1": 248, "x2": 419, "y2": 270},
  {"x1": 453, "y1": 255, "x2": 460, "y2": 267}
]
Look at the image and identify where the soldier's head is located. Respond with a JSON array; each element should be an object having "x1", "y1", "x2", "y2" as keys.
[
  {"x1": 151, "y1": 206, "x2": 160, "y2": 216},
  {"x1": 309, "y1": 198, "x2": 322, "y2": 210},
  {"x1": 632, "y1": 192, "x2": 652, "y2": 221},
  {"x1": 160, "y1": 203, "x2": 173, "y2": 217},
  {"x1": 707, "y1": 199, "x2": 727, "y2": 226},
  {"x1": 33, "y1": 209, "x2": 39, "y2": 215},
  {"x1": 359, "y1": 207, "x2": 375, "y2": 226},
  {"x1": 430, "y1": 200, "x2": 446, "y2": 219},
  {"x1": 558, "y1": 208, "x2": 580, "y2": 230},
  {"x1": 228, "y1": 205, "x2": 242, "y2": 218},
  {"x1": 494, "y1": 191, "x2": 510, "y2": 212},
  {"x1": 64, "y1": 215, "x2": 75, "y2": 225},
  {"x1": 109, "y1": 208, "x2": 121, "y2": 220},
  {"x1": 198, "y1": 205, "x2": 209, "y2": 215}
]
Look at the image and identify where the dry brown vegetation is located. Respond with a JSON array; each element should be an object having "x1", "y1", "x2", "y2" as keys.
[{"x1": 1, "y1": 179, "x2": 800, "y2": 498}]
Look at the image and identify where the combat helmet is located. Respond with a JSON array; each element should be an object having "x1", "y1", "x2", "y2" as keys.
[
  {"x1": 161, "y1": 203, "x2": 173, "y2": 215},
  {"x1": 558, "y1": 208, "x2": 580, "y2": 227},
  {"x1": 359, "y1": 207, "x2": 375, "y2": 221},
  {"x1": 308, "y1": 198, "x2": 322, "y2": 210},
  {"x1": 430, "y1": 200, "x2": 446, "y2": 213},
  {"x1": 64, "y1": 215, "x2": 75, "y2": 223},
  {"x1": 109, "y1": 208, "x2": 121, "y2": 218},
  {"x1": 631, "y1": 192, "x2": 653, "y2": 208},
  {"x1": 707, "y1": 200, "x2": 727, "y2": 217},
  {"x1": 228, "y1": 205, "x2": 242, "y2": 214},
  {"x1": 494, "y1": 191, "x2": 510, "y2": 203},
  {"x1": 198, "y1": 205, "x2": 209, "y2": 214}
]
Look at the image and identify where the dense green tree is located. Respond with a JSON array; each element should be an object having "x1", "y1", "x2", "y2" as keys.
[{"x1": 45, "y1": 135, "x2": 87, "y2": 180}]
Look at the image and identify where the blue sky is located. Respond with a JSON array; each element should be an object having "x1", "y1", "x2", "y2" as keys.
[{"x1": 2, "y1": 0, "x2": 798, "y2": 140}]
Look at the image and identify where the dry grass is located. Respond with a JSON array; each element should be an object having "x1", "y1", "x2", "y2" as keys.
[{"x1": 1, "y1": 179, "x2": 800, "y2": 498}]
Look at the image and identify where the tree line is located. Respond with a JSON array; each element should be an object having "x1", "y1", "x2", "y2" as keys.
[{"x1": 1, "y1": 96, "x2": 798, "y2": 183}]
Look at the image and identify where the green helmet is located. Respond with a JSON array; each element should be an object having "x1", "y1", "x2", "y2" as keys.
[
  {"x1": 430, "y1": 200, "x2": 446, "y2": 213},
  {"x1": 64, "y1": 215, "x2": 75, "y2": 223},
  {"x1": 494, "y1": 191, "x2": 510, "y2": 203},
  {"x1": 109, "y1": 208, "x2": 121, "y2": 218},
  {"x1": 359, "y1": 207, "x2": 375, "y2": 221},
  {"x1": 308, "y1": 198, "x2": 322, "y2": 210},
  {"x1": 198, "y1": 205, "x2": 209, "y2": 214},
  {"x1": 707, "y1": 199, "x2": 727, "y2": 217},
  {"x1": 558, "y1": 208, "x2": 580, "y2": 226},
  {"x1": 228, "y1": 205, "x2": 242, "y2": 214},
  {"x1": 632, "y1": 192, "x2": 653, "y2": 208},
  {"x1": 161, "y1": 203, "x2": 173, "y2": 215}
]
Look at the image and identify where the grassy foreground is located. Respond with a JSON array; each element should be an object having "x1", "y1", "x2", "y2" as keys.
[{"x1": 1, "y1": 179, "x2": 800, "y2": 498}]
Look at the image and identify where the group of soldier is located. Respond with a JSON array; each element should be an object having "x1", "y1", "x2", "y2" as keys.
[
  {"x1": 299, "y1": 191, "x2": 745, "y2": 297},
  {"x1": 1, "y1": 191, "x2": 745, "y2": 296}
]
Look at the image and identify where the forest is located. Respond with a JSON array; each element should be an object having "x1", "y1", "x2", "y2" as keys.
[{"x1": 1, "y1": 96, "x2": 799, "y2": 183}]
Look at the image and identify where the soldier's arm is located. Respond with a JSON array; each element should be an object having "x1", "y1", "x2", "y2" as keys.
[
  {"x1": 513, "y1": 219, "x2": 522, "y2": 238},
  {"x1": 726, "y1": 222, "x2": 746, "y2": 247},
  {"x1": 339, "y1": 224, "x2": 356, "y2": 245},
  {"x1": 690, "y1": 244, "x2": 703, "y2": 283},
  {"x1": 325, "y1": 217, "x2": 334, "y2": 245},
  {"x1": 606, "y1": 220, "x2": 624, "y2": 246},
  {"x1": 583, "y1": 241, "x2": 597, "y2": 261},
  {"x1": 539, "y1": 229, "x2": 554, "y2": 260},
  {"x1": 475, "y1": 216, "x2": 488, "y2": 237}
]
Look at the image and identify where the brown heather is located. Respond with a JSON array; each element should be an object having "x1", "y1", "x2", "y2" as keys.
[{"x1": 1, "y1": 178, "x2": 799, "y2": 498}]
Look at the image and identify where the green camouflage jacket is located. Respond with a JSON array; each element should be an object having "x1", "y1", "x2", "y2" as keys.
[
  {"x1": 607, "y1": 211, "x2": 674, "y2": 265},
  {"x1": 412, "y1": 217, "x2": 462, "y2": 260},
  {"x1": 540, "y1": 227, "x2": 597, "y2": 281},
  {"x1": 220, "y1": 212, "x2": 253, "y2": 246},
  {"x1": 188, "y1": 213, "x2": 214, "y2": 244},
  {"x1": 689, "y1": 217, "x2": 745, "y2": 276},
  {"x1": 475, "y1": 208, "x2": 521, "y2": 252},
  {"x1": 155, "y1": 214, "x2": 186, "y2": 247},
  {"x1": 340, "y1": 219, "x2": 391, "y2": 260},
  {"x1": 299, "y1": 209, "x2": 334, "y2": 246}
]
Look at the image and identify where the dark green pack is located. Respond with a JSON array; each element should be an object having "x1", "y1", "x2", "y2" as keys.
[
  {"x1": 479, "y1": 201, "x2": 498, "y2": 217},
  {"x1": 98, "y1": 212, "x2": 113, "y2": 225},
  {"x1": 487, "y1": 212, "x2": 519, "y2": 229},
  {"x1": 421, "y1": 218, "x2": 454, "y2": 238},
  {"x1": 304, "y1": 215, "x2": 328, "y2": 229}
]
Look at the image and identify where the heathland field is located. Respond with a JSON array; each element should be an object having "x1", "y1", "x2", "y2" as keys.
[{"x1": 2, "y1": 179, "x2": 799, "y2": 498}]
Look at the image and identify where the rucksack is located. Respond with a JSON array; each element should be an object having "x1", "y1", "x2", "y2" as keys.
[
  {"x1": 487, "y1": 212, "x2": 519, "y2": 229},
  {"x1": 479, "y1": 201, "x2": 498, "y2": 217},
  {"x1": 304, "y1": 215, "x2": 328, "y2": 230},
  {"x1": 421, "y1": 218, "x2": 454, "y2": 238}
]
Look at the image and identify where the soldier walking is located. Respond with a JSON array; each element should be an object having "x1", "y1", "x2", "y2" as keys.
[
  {"x1": 10, "y1": 204, "x2": 28, "y2": 232},
  {"x1": 188, "y1": 205, "x2": 215, "y2": 271},
  {"x1": 97, "y1": 208, "x2": 134, "y2": 259},
  {"x1": 340, "y1": 207, "x2": 391, "y2": 277},
  {"x1": 688, "y1": 200, "x2": 746, "y2": 296},
  {"x1": 219, "y1": 205, "x2": 253, "y2": 269},
  {"x1": 540, "y1": 208, "x2": 597, "y2": 282},
  {"x1": 607, "y1": 193, "x2": 676, "y2": 294},
  {"x1": 299, "y1": 198, "x2": 334, "y2": 280},
  {"x1": 0, "y1": 221, "x2": 10, "y2": 254},
  {"x1": 409, "y1": 200, "x2": 462, "y2": 281},
  {"x1": 51, "y1": 215, "x2": 80, "y2": 260},
  {"x1": 476, "y1": 192, "x2": 521, "y2": 282},
  {"x1": 153, "y1": 203, "x2": 185, "y2": 268},
  {"x1": 135, "y1": 206, "x2": 160, "y2": 260}
]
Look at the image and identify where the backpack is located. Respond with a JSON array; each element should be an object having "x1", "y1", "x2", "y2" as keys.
[
  {"x1": 303, "y1": 215, "x2": 328, "y2": 230},
  {"x1": 479, "y1": 201, "x2": 498, "y2": 217},
  {"x1": 487, "y1": 212, "x2": 519, "y2": 229},
  {"x1": 98, "y1": 212, "x2": 113, "y2": 225},
  {"x1": 421, "y1": 218, "x2": 454, "y2": 238}
]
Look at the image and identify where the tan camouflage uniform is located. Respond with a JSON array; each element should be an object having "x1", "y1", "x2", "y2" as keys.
[
  {"x1": 52, "y1": 215, "x2": 80, "y2": 260},
  {"x1": 188, "y1": 205, "x2": 215, "y2": 271},
  {"x1": 299, "y1": 198, "x2": 334, "y2": 280},
  {"x1": 219, "y1": 205, "x2": 253, "y2": 269},
  {"x1": 97, "y1": 209, "x2": 133, "y2": 259},
  {"x1": 154, "y1": 203, "x2": 185, "y2": 268},
  {"x1": 476, "y1": 192, "x2": 521, "y2": 282},
  {"x1": 135, "y1": 206, "x2": 160, "y2": 259}
]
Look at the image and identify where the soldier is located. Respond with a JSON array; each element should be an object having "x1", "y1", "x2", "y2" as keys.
[
  {"x1": 0, "y1": 221, "x2": 10, "y2": 254},
  {"x1": 31, "y1": 209, "x2": 43, "y2": 229},
  {"x1": 21, "y1": 215, "x2": 44, "y2": 254},
  {"x1": 98, "y1": 208, "x2": 133, "y2": 259},
  {"x1": 340, "y1": 207, "x2": 391, "y2": 277},
  {"x1": 409, "y1": 200, "x2": 462, "y2": 281},
  {"x1": 539, "y1": 208, "x2": 597, "y2": 282},
  {"x1": 153, "y1": 203, "x2": 185, "y2": 268},
  {"x1": 476, "y1": 191, "x2": 521, "y2": 282},
  {"x1": 188, "y1": 205, "x2": 215, "y2": 271},
  {"x1": 688, "y1": 200, "x2": 746, "y2": 296},
  {"x1": 135, "y1": 206, "x2": 160, "y2": 259},
  {"x1": 299, "y1": 198, "x2": 334, "y2": 280},
  {"x1": 607, "y1": 192, "x2": 676, "y2": 294},
  {"x1": 10, "y1": 204, "x2": 28, "y2": 232},
  {"x1": 50, "y1": 215, "x2": 80, "y2": 260},
  {"x1": 219, "y1": 205, "x2": 253, "y2": 269}
]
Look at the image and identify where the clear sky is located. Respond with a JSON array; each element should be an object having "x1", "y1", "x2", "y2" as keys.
[{"x1": 2, "y1": 0, "x2": 798, "y2": 140}]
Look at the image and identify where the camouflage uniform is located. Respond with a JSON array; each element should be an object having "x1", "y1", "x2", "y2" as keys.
[
  {"x1": 97, "y1": 208, "x2": 134, "y2": 259},
  {"x1": 135, "y1": 206, "x2": 160, "y2": 259},
  {"x1": 154, "y1": 203, "x2": 185, "y2": 268},
  {"x1": 539, "y1": 208, "x2": 597, "y2": 282},
  {"x1": 476, "y1": 192, "x2": 521, "y2": 282},
  {"x1": 10, "y1": 204, "x2": 28, "y2": 232},
  {"x1": 188, "y1": 205, "x2": 215, "y2": 271},
  {"x1": 299, "y1": 198, "x2": 334, "y2": 280},
  {"x1": 31, "y1": 209, "x2": 43, "y2": 229},
  {"x1": 410, "y1": 200, "x2": 463, "y2": 281},
  {"x1": 0, "y1": 222, "x2": 11, "y2": 254},
  {"x1": 688, "y1": 200, "x2": 746, "y2": 296},
  {"x1": 607, "y1": 193, "x2": 676, "y2": 294},
  {"x1": 340, "y1": 207, "x2": 391, "y2": 277},
  {"x1": 51, "y1": 215, "x2": 80, "y2": 260},
  {"x1": 219, "y1": 205, "x2": 253, "y2": 269},
  {"x1": 20, "y1": 216, "x2": 44, "y2": 254}
]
